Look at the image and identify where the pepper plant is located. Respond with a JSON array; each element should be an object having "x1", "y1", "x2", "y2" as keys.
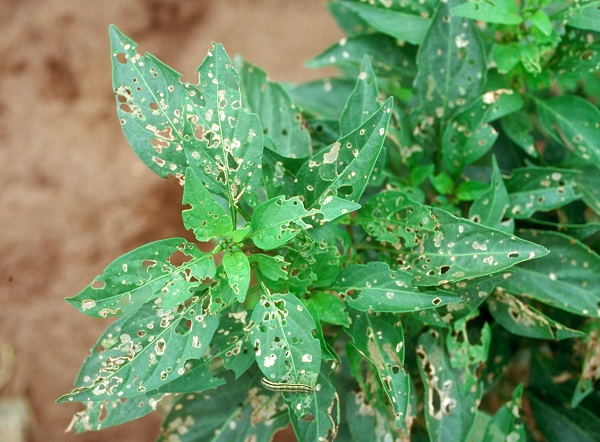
[{"x1": 59, "y1": 0, "x2": 600, "y2": 440}]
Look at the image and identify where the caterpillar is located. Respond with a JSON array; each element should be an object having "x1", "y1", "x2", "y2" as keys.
[{"x1": 261, "y1": 377, "x2": 315, "y2": 394}]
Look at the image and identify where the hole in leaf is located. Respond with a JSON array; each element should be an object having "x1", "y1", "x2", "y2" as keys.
[
  {"x1": 508, "y1": 252, "x2": 519, "y2": 258},
  {"x1": 440, "y1": 266, "x2": 450, "y2": 275},
  {"x1": 169, "y1": 250, "x2": 192, "y2": 267},
  {"x1": 115, "y1": 53, "x2": 127, "y2": 64},
  {"x1": 92, "y1": 279, "x2": 106, "y2": 289}
]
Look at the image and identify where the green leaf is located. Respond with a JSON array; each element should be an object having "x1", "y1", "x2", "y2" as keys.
[
  {"x1": 348, "y1": 309, "x2": 410, "y2": 428},
  {"x1": 575, "y1": 169, "x2": 600, "y2": 216},
  {"x1": 251, "y1": 292, "x2": 321, "y2": 387},
  {"x1": 536, "y1": 96, "x2": 600, "y2": 169},
  {"x1": 358, "y1": 190, "x2": 548, "y2": 286},
  {"x1": 159, "y1": 372, "x2": 290, "y2": 442},
  {"x1": 260, "y1": 145, "x2": 306, "y2": 201},
  {"x1": 346, "y1": 390, "x2": 403, "y2": 442},
  {"x1": 306, "y1": 34, "x2": 417, "y2": 83},
  {"x1": 493, "y1": 43, "x2": 521, "y2": 74},
  {"x1": 430, "y1": 172, "x2": 454, "y2": 195},
  {"x1": 249, "y1": 254, "x2": 288, "y2": 282},
  {"x1": 236, "y1": 57, "x2": 312, "y2": 158},
  {"x1": 285, "y1": 78, "x2": 356, "y2": 120},
  {"x1": 414, "y1": 0, "x2": 487, "y2": 124},
  {"x1": 339, "y1": 1, "x2": 430, "y2": 44},
  {"x1": 66, "y1": 392, "x2": 165, "y2": 432},
  {"x1": 66, "y1": 238, "x2": 216, "y2": 318},
  {"x1": 442, "y1": 96, "x2": 499, "y2": 174},
  {"x1": 450, "y1": 0, "x2": 522, "y2": 25},
  {"x1": 482, "y1": 384, "x2": 526, "y2": 441},
  {"x1": 303, "y1": 292, "x2": 350, "y2": 327},
  {"x1": 296, "y1": 97, "x2": 393, "y2": 209},
  {"x1": 251, "y1": 196, "x2": 319, "y2": 251},
  {"x1": 109, "y1": 25, "x2": 193, "y2": 179},
  {"x1": 58, "y1": 294, "x2": 219, "y2": 402},
  {"x1": 333, "y1": 262, "x2": 461, "y2": 312},
  {"x1": 318, "y1": 195, "x2": 361, "y2": 224},
  {"x1": 571, "y1": 321, "x2": 600, "y2": 407},
  {"x1": 561, "y1": 0, "x2": 600, "y2": 32},
  {"x1": 468, "y1": 157, "x2": 513, "y2": 233},
  {"x1": 456, "y1": 180, "x2": 488, "y2": 202},
  {"x1": 505, "y1": 166, "x2": 581, "y2": 219},
  {"x1": 156, "y1": 308, "x2": 255, "y2": 394},
  {"x1": 184, "y1": 43, "x2": 264, "y2": 209},
  {"x1": 488, "y1": 291, "x2": 584, "y2": 340},
  {"x1": 499, "y1": 229, "x2": 600, "y2": 318},
  {"x1": 340, "y1": 56, "x2": 381, "y2": 135},
  {"x1": 500, "y1": 111, "x2": 538, "y2": 157},
  {"x1": 417, "y1": 328, "x2": 485, "y2": 442},
  {"x1": 222, "y1": 251, "x2": 251, "y2": 303},
  {"x1": 182, "y1": 167, "x2": 233, "y2": 241},
  {"x1": 530, "y1": 10, "x2": 552, "y2": 35}
]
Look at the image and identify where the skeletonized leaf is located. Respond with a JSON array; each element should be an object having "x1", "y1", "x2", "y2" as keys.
[
  {"x1": 333, "y1": 262, "x2": 461, "y2": 312},
  {"x1": 536, "y1": 95, "x2": 600, "y2": 168},
  {"x1": 499, "y1": 229, "x2": 600, "y2": 318},
  {"x1": 488, "y1": 291, "x2": 584, "y2": 340},
  {"x1": 58, "y1": 294, "x2": 219, "y2": 402},
  {"x1": 236, "y1": 57, "x2": 312, "y2": 158},
  {"x1": 182, "y1": 167, "x2": 233, "y2": 241},
  {"x1": 482, "y1": 384, "x2": 527, "y2": 441},
  {"x1": 251, "y1": 196, "x2": 319, "y2": 251},
  {"x1": 358, "y1": 190, "x2": 548, "y2": 286},
  {"x1": 468, "y1": 156, "x2": 513, "y2": 234},
  {"x1": 159, "y1": 372, "x2": 290, "y2": 442},
  {"x1": 346, "y1": 390, "x2": 405, "y2": 442},
  {"x1": 348, "y1": 309, "x2": 410, "y2": 428},
  {"x1": 109, "y1": 25, "x2": 194, "y2": 179},
  {"x1": 184, "y1": 43, "x2": 264, "y2": 209},
  {"x1": 251, "y1": 292, "x2": 320, "y2": 388},
  {"x1": 450, "y1": 0, "x2": 522, "y2": 25},
  {"x1": 296, "y1": 97, "x2": 393, "y2": 209},
  {"x1": 506, "y1": 166, "x2": 581, "y2": 219},
  {"x1": 414, "y1": 0, "x2": 487, "y2": 124},
  {"x1": 222, "y1": 251, "x2": 251, "y2": 303},
  {"x1": 339, "y1": 1, "x2": 431, "y2": 45},
  {"x1": 66, "y1": 238, "x2": 216, "y2": 318},
  {"x1": 571, "y1": 321, "x2": 600, "y2": 407}
]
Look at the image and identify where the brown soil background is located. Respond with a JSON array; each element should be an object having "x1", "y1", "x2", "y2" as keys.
[{"x1": 0, "y1": 1, "x2": 343, "y2": 440}]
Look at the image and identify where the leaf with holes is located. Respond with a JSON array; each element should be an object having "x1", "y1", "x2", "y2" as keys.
[
  {"x1": 184, "y1": 43, "x2": 264, "y2": 209},
  {"x1": 414, "y1": 0, "x2": 487, "y2": 127},
  {"x1": 499, "y1": 229, "x2": 600, "y2": 318},
  {"x1": 66, "y1": 238, "x2": 216, "y2": 318},
  {"x1": 358, "y1": 189, "x2": 548, "y2": 286},
  {"x1": 58, "y1": 294, "x2": 219, "y2": 402},
  {"x1": 571, "y1": 321, "x2": 600, "y2": 408},
  {"x1": 251, "y1": 292, "x2": 320, "y2": 387},
  {"x1": 333, "y1": 262, "x2": 461, "y2": 313},
  {"x1": 222, "y1": 250, "x2": 251, "y2": 303},
  {"x1": 182, "y1": 167, "x2": 233, "y2": 241},
  {"x1": 236, "y1": 57, "x2": 312, "y2": 158},
  {"x1": 487, "y1": 291, "x2": 583, "y2": 340},
  {"x1": 109, "y1": 25, "x2": 195, "y2": 179},
  {"x1": 536, "y1": 95, "x2": 600, "y2": 168},
  {"x1": 468, "y1": 156, "x2": 513, "y2": 234},
  {"x1": 482, "y1": 384, "x2": 527, "y2": 441},
  {"x1": 295, "y1": 97, "x2": 392, "y2": 209},
  {"x1": 249, "y1": 254, "x2": 288, "y2": 282},
  {"x1": 159, "y1": 372, "x2": 290, "y2": 442},
  {"x1": 347, "y1": 309, "x2": 410, "y2": 428},
  {"x1": 505, "y1": 166, "x2": 581, "y2": 219},
  {"x1": 250, "y1": 196, "x2": 319, "y2": 251}
]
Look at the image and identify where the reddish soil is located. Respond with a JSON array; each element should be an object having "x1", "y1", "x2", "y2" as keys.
[{"x1": 0, "y1": 1, "x2": 342, "y2": 440}]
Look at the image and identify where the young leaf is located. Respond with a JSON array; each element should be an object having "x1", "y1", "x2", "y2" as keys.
[
  {"x1": 295, "y1": 97, "x2": 393, "y2": 209},
  {"x1": 66, "y1": 238, "x2": 216, "y2": 318},
  {"x1": 332, "y1": 262, "x2": 461, "y2": 312},
  {"x1": 338, "y1": 1, "x2": 430, "y2": 45},
  {"x1": 182, "y1": 167, "x2": 233, "y2": 241},
  {"x1": 348, "y1": 309, "x2": 410, "y2": 429},
  {"x1": 251, "y1": 292, "x2": 321, "y2": 387},
  {"x1": 358, "y1": 190, "x2": 548, "y2": 286},
  {"x1": 236, "y1": 57, "x2": 312, "y2": 158},
  {"x1": 222, "y1": 250, "x2": 251, "y2": 303},
  {"x1": 414, "y1": 0, "x2": 487, "y2": 125},
  {"x1": 250, "y1": 196, "x2": 318, "y2": 251},
  {"x1": 482, "y1": 384, "x2": 527, "y2": 441},
  {"x1": 58, "y1": 294, "x2": 219, "y2": 402},
  {"x1": 184, "y1": 43, "x2": 264, "y2": 210},
  {"x1": 468, "y1": 156, "x2": 513, "y2": 234},
  {"x1": 488, "y1": 291, "x2": 584, "y2": 340},
  {"x1": 109, "y1": 25, "x2": 194, "y2": 179},
  {"x1": 499, "y1": 230, "x2": 600, "y2": 318},
  {"x1": 159, "y1": 372, "x2": 290, "y2": 442},
  {"x1": 536, "y1": 95, "x2": 600, "y2": 169},
  {"x1": 505, "y1": 166, "x2": 581, "y2": 219}
]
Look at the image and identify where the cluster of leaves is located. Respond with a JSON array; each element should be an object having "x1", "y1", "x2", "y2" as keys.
[{"x1": 60, "y1": 0, "x2": 600, "y2": 440}]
